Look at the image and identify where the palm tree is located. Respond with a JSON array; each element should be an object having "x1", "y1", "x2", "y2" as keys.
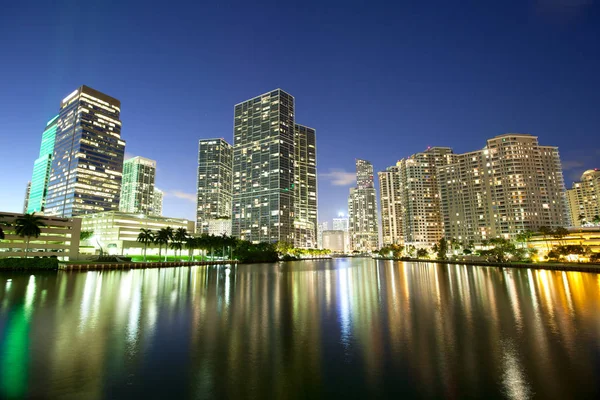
[
  {"x1": 185, "y1": 236, "x2": 197, "y2": 261},
  {"x1": 538, "y1": 226, "x2": 553, "y2": 252},
  {"x1": 14, "y1": 213, "x2": 46, "y2": 257},
  {"x1": 173, "y1": 227, "x2": 188, "y2": 260},
  {"x1": 553, "y1": 226, "x2": 569, "y2": 246},
  {"x1": 137, "y1": 228, "x2": 154, "y2": 262},
  {"x1": 155, "y1": 226, "x2": 173, "y2": 261},
  {"x1": 0, "y1": 216, "x2": 6, "y2": 241}
]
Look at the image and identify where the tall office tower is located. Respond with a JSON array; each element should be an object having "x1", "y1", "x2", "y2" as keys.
[
  {"x1": 293, "y1": 124, "x2": 318, "y2": 248},
  {"x1": 394, "y1": 147, "x2": 454, "y2": 248},
  {"x1": 197, "y1": 138, "x2": 233, "y2": 234},
  {"x1": 44, "y1": 85, "x2": 125, "y2": 217},
  {"x1": 438, "y1": 134, "x2": 568, "y2": 243},
  {"x1": 566, "y1": 169, "x2": 600, "y2": 227},
  {"x1": 27, "y1": 115, "x2": 59, "y2": 213},
  {"x1": 378, "y1": 165, "x2": 403, "y2": 246},
  {"x1": 348, "y1": 159, "x2": 379, "y2": 252},
  {"x1": 317, "y1": 221, "x2": 328, "y2": 249},
  {"x1": 232, "y1": 89, "x2": 295, "y2": 243},
  {"x1": 119, "y1": 156, "x2": 156, "y2": 215},
  {"x1": 151, "y1": 188, "x2": 163, "y2": 217},
  {"x1": 23, "y1": 182, "x2": 31, "y2": 214}
]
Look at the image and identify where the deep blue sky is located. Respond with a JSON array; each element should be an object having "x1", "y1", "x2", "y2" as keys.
[{"x1": 1, "y1": 0, "x2": 599, "y2": 224}]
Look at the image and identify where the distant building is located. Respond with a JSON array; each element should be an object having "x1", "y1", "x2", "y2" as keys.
[
  {"x1": 317, "y1": 222, "x2": 328, "y2": 249},
  {"x1": 332, "y1": 214, "x2": 349, "y2": 232},
  {"x1": 151, "y1": 188, "x2": 163, "y2": 216},
  {"x1": 78, "y1": 211, "x2": 194, "y2": 256},
  {"x1": 23, "y1": 182, "x2": 31, "y2": 214},
  {"x1": 207, "y1": 218, "x2": 232, "y2": 236},
  {"x1": 27, "y1": 115, "x2": 59, "y2": 213},
  {"x1": 322, "y1": 230, "x2": 346, "y2": 253},
  {"x1": 197, "y1": 138, "x2": 233, "y2": 234},
  {"x1": 0, "y1": 211, "x2": 81, "y2": 260},
  {"x1": 44, "y1": 85, "x2": 125, "y2": 217},
  {"x1": 438, "y1": 134, "x2": 568, "y2": 243},
  {"x1": 332, "y1": 214, "x2": 349, "y2": 252},
  {"x1": 348, "y1": 159, "x2": 379, "y2": 252},
  {"x1": 567, "y1": 169, "x2": 600, "y2": 227},
  {"x1": 119, "y1": 156, "x2": 157, "y2": 215}
]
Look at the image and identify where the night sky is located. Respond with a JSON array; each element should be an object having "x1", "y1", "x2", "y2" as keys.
[{"x1": 1, "y1": 0, "x2": 599, "y2": 224}]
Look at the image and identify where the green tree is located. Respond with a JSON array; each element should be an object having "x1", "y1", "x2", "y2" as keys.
[
  {"x1": 416, "y1": 248, "x2": 428, "y2": 258},
  {"x1": 137, "y1": 228, "x2": 154, "y2": 262},
  {"x1": 185, "y1": 236, "x2": 198, "y2": 261},
  {"x1": 80, "y1": 230, "x2": 94, "y2": 242},
  {"x1": 0, "y1": 216, "x2": 7, "y2": 241},
  {"x1": 538, "y1": 226, "x2": 553, "y2": 252},
  {"x1": 553, "y1": 227, "x2": 569, "y2": 246},
  {"x1": 515, "y1": 230, "x2": 534, "y2": 249},
  {"x1": 479, "y1": 238, "x2": 524, "y2": 262},
  {"x1": 173, "y1": 227, "x2": 188, "y2": 260},
  {"x1": 593, "y1": 215, "x2": 600, "y2": 226},
  {"x1": 14, "y1": 213, "x2": 46, "y2": 257},
  {"x1": 275, "y1": 241, "x2": 294, "y2": 256},
  {"x1": 436, "y1": 238, "x2": 448, "y2": 260},
  {"x1": 155, "y1": 226, "x2": 173, "y2": 261}
]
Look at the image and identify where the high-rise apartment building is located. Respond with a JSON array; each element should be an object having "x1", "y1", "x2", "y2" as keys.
[
  {"x1": 197, "y1": 138, "x2": 233, "y2": 234},
  {"x1": 152, "y1": 188, "x2": 163, "y2": 217},
  {"x1": 348, "y1": 159, "x2": 379, "y2": 251},
  {"x1": 44, "y1": 85, "x2": 125, "y2": 217},
  {"x1": 438, "y1": 134, "x2": 568, "y2": 243},
  {"x1": 566, "y1": 169, "x2": 600, "y2": 226},
  {"x1": 293, "y1": 124, "x2": 318, "y2": 248},
  {"x1": 119, "y1": 156, "x2": 156, "y2": 215},
  {"x1": 27, "y1": 115, "x2": 59, "y2": 213},
  {"x1": 378, "y1": 165, "x2": 403, "y2": 246},
  {"x1": 232, "y1": 89, "x2": 317, "y2": 246},
  {"x1": 390, "y1": 147, "x2": 453, "y2": 248}
]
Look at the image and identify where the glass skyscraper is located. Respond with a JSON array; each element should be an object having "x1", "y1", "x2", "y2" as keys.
[
  {"x1": 27, "y1": 115, "x2": 58, "y2": 213},
  {"x1": 119, "y1": 156, "x2": 157, "y2": 215},
  {"x1": 197, "y1": 138, "x2": 233, "y2": 234},
  {"x1": 348, "y1": 159, "x2": 379, "y2": 251},
  {"x1": 232, "y1": 89, "x2": 296, "y2": 244},
  {"x1": 293, "y1": 124, "x2": 317, "y2": 248},
  {"x1": 45, "y1": 85, "x2": 125, "y2": 217}
]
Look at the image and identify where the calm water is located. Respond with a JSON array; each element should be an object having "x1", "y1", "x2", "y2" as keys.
[{"x1": 0, "y1": 259, "x2": 599, "y2": 399}]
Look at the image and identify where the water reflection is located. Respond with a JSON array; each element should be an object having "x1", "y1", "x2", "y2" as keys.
[{"x1": 0, "y1": 260, "x2": 599, "y2": 399}]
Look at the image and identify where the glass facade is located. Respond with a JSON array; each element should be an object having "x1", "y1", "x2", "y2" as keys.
[
  {"x1": 232, "y1": 90, "x2": 295, "y2": 244},
  {"x1": 293, "y1": 124, "x2": 317, "y2": 247},
  {"x1": 197, "y1": 139, "x2": 233, "y2": 234},
  {"x1": 45, "y1": 86, "x2": 125, "y2": 217},
  {"x1": 119, "y1": 156, "x2": 157, "y2": 215},
  {"x1": 27, "y1": 115, "x2": 59, "y2": 213},
  {"x1": 348, "y1": 159, "x2": 379, "y2": 251}
]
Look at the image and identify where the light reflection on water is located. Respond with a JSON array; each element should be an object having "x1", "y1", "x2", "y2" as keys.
[{"x1": 0, "y1": 259, "x2": 599, "y2": 399}]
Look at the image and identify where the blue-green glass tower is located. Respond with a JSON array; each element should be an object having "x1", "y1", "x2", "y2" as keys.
[{"x1": 27, "y1": 115, "x2": 59, "y2": 213}]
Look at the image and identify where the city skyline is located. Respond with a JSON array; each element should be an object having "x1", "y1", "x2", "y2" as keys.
[{"x1": 1, "y1": 2, "x2": 599, "y2": 224}]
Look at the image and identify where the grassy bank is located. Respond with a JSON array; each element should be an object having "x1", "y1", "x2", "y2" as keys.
[{"x1": 0, "y1": 257, "x2": 59, "y2": 270}]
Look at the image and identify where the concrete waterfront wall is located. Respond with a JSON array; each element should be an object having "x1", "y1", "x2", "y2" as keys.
[{"x1": 59, "y1": 260, "x2": 236, "y2": 271}]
